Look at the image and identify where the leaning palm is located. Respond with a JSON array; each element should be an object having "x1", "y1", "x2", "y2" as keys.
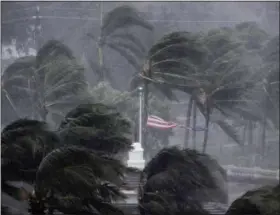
[
  {"x1": 1, "y1": 56, "x2": 36, "y2": 125},
  {"x1": 1, "y1": 40, "x2": 89, "y2": 127},
  {"x1": 134, "y1": 31, "x2": 206, "y2": 152},
  {"x1": 32, "y1": 146, "x2": 126, "y2": 214},
  {"x1": 34, "y1": 40, "x2": 89, "y2": 125},
  {"x1": 138, "y1": 147, "x2": 228, "y2": 215},
  {"x1": 59, "y1": 103, "x2": 133, "y2": 156},
  {"x1": 87, "y1": 5, "x2": 153, "y2": 83},
  {"x1": 1, "y1": 118, "x2": 59, "y2": 212}
]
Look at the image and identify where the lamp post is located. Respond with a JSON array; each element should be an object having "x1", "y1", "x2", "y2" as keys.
[{"x1": 138, "y1": 86, "x2": 143, "y2": 146}]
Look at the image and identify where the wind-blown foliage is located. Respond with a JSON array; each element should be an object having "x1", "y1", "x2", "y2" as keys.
[
  {"x1": 1, "y1": 56, "x2": 36, "y2": 125},
  {"x1": 138, "y1": 28, "x2": 260, "y2": 151},
  {"x1": 260, "y1": 35, "x2": 279, "y2": 129},
  {"x1": 87, "y1": 5, "x2": 153, "y2": 84},
  {"x1": 1, "y1": 40, "x2": 89, "y2": 127},
  {"x1": 1, "y1": 118, "x2": 60, "y2": 212},
  {"x1": 34, "y1": 40, "x2": 89, "y2": 124},
  {"x1": 34, "y1": 146, "x2": 126, "y2": 214},
  {"x1": 58, "y1": 103, "x2": 133, "y2": 156},
  {"x1": 138, "y1": 147, "x2": 228, "y2": 215},
  {"x1": 225, "y1": 184, "x2": 280, "y2": 215},
  {"x1": 1, "y1": 117, "x2": 128, "y2": 215}
]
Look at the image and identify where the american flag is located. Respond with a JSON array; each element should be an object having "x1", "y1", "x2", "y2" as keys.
[
  {"x1": 147, "y1": 115, "x2": 177, "y2": 129},
  {"x1": 147, "y1": 115, "x2": 207, "y2": 131}
]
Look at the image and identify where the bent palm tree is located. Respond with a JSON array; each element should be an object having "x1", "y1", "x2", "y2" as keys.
[
  {"x1": 1, "y1": 119, "x2": 59, "y2": 212},
  {"x1": 59, "y1": 103, "x2": 133, "y2": 157},
  {"x1": 1, "y1": 56, "x2": 36, "y2": 124},
  {"x1": 87, "y1": 5, "x2": 153, "y2": 83},
  {"x1": 138, "y1": 147, "x2": 228, "y2": 215},
  {"x1": 136, "y1": 31, "x2": 206, "y2": 151},
  {"x1": 1, "y1": 40, "x2": 89, "y2": 127},
  {"x1": 138, "y1": 29, "x2": 256, "y2": 152},
  {"x1": 32, "y1": 146, "x2": 126, "y2": 215},
  {"x1": 34, "y1": 40, "x2": 89, "y2": 124}
]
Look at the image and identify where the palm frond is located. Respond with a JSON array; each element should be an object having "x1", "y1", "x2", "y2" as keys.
[
  {"x1": 106, "y1": 41, "x2": 145, "y2": 59},
  {"x1": 36, "y1": 146, "x2": 126, "y2": 198},
  {"x1": 110, "y1": 32, "x2": 147, "y2": 53},
  {"x1": 101, "y1": 5, "x2": 153, "y2": 38},
  {"x1": 148, "y1": 31, "x2": 206, "y2": 64},
  {"x1": 106, "y1": 42, "x2": 141, "y2": 70},
  {"x1": 225, "y1": 184, "x2": 280, "y2": 215},
  {"x1": 215, "y1": 120, "x2": 243, "y2": 146}
]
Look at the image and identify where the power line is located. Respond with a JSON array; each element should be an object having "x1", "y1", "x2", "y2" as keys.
[{"x1": 2, "y1": 15, "x2": 245, "y2": 24}]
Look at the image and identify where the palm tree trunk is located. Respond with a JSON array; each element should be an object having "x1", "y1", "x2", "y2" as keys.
[
  {"x1": 241, "y1": 123, "x2": 247, "y2": 155},
  {"x1": 261, "y1": 102, "x2": 268, "y2": 158},
  {"x1": 184, "y1": 97, "x2": 193, "y2": 148},
  {"x1": 248, "y1": 120, "x2": 253, "y2": 145},
  {"x1": 242, "y1": 123, "x2": 247, "y2": 145},
  {"x1": 192, "y1": 100, "x2": 197, "y2": 150},
  {"x1": 202, "y1": 109, "x2": 210, "y2": 153},
  {"x1": 3, "y1": 90, "x2": 19, "y2": 117}
]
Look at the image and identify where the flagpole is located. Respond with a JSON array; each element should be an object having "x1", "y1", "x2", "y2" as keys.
[{"x1": 138, "y1": 87, "x2": 143, "y2": 145}]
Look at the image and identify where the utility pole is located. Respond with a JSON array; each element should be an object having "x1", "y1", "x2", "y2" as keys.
[{"x1": 33, "y1": 6, "x2": 42, "y2": 52}]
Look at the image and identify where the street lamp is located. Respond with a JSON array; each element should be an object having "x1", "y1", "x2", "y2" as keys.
[{"x1": 138, "y1": 86, "x2": 143, "y2": 146}]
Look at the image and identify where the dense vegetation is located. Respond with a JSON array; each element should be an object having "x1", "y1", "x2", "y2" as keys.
[{"x1": 1, "y1": 3, "x2": 279, "y2": 215}]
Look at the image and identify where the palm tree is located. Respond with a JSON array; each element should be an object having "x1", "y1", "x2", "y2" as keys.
[
  {"x1": 225, "y1": 184, "x2": 280, "y2": 215},
  {"x1": 1, "y1": 118, "x2": 128, "y2": 215},
  {"x1": 1, "y1": 119, "x2": 60, "y2": 212},
  {"x1": 138, "y1": 29, "x2": 258, "y2": 152},
  {"x1": 138, "y1": 147, "x2": 228, "y2": 215},
  {"x1": 1, "y1": 40, "x2": 89, "y2": 127},
  {"x1": 32, "y1": 146, "x2": 126, "y2": 215},
  {"x1": 86, "y1": 5, "x2": 153, "y2": 84},
  {"x1": 137, "y1": 31, "x2": 206, "y2": 152},
  {"x1": 1, "y1": 56, "x2": 36, "y2": 125},
  {"x1": 58, "y1": 103, "x2": 133, "y2": 160},
  {"x1": 257, "y1": 35, "x2": 279, "y2": 157},
  {"x1": 34, "y1": 40, "x2": 89, "y2": 124}
]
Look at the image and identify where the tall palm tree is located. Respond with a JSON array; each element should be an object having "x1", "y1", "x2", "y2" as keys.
[
  {"x1": 138, "y1": 29, "x2": 259, "y2": 152},
  {"x1": 87, "y1": 5, "x2": 153, "y2": 83},
  {"x1": 1, "y1": 40, "x2": 89, "y2": 127},
  {"x1": 139, "y1": 31, "x2": 206, "y2": 151},
  {"x1": 1, "y1": 56, "x2": 36, "y2": 124},
  {"x1": 34, "y1": 40, "x2": 89, "y2": 124},
  {"x1": 138, "y1": 147, "x2": 227, "y2": 215},
  {"x1": 257, "y1": 35, "x2": 279, "y2": 157}
]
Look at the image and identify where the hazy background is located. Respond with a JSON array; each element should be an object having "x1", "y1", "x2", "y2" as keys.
[{"x1": 2, "y1": 1, "x2": 279, "y2": 168}]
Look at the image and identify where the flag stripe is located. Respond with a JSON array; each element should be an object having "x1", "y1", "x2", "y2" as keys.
[
  {"x1": 147, "y1": 122, "x2": 177, "y2": 128},
  {"x1": 146, "y1": 115, "x2": 206, "y2": 130},
  {"x1": 147, "y1": 115, "x2": 177, "y2": 129}
]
